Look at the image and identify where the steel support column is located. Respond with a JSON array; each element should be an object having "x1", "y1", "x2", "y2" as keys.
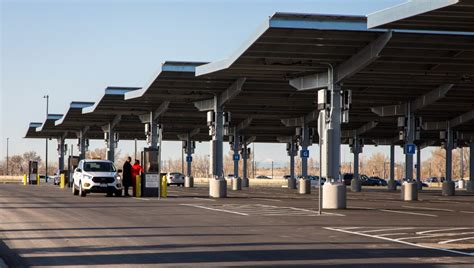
[
  {"x1": 150, "y1": 112, "x2": 159, "y2": 149},
  {"x1": 107, "y1": 124, "x2": 115, "y2": 162},
  {"x1": 58, "y1": 137, "x2": 65, "y2": 171},
  {"x1": 287, "y1": 139, "x2": 297, "y2": 189},
  {"x1": 388, "y1": 144, "x2": 397, "y2": 191},
  {"x1": 390, "y1": 145, "x2": 395, "y2": 181},
  {"x1": 322, "y1": 68, "x2": 345, "y2": 209},
  {"x1": 351, "y1": 137, "x2": 361, "y2": 192},
  {"x1": 442, "y1": 125, "x2": 455, "y2": 195},
  {"x1": 301, "y1": 126, "x2": 309, "y2": 178},
  {"x1": 416, "y1": 145, "x2": 422, "y2": 190},
  {"x1": 186, "y1": 135, "x2": 192, "y2": 177},
  {"x1": 233, "y1": 133, "x2": 240, "y2": 178}
]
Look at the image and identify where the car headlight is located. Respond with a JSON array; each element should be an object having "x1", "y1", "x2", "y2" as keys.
[
  {"x1": 115, "y1": 175, "x2": 121, "y2": 181},
  {"x1": 83, "y1": 174, "x2": 92, "y2": 180}
]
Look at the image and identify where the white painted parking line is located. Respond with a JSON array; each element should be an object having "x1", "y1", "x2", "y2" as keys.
[
  {"x1": 133, "y1": 197, "x2": 151, "y2": 201},
  {"x1": 460, "y1": 211, "x2": 474, "y2": 214},
  {"x1": 360, "y1": 227, "x2": 415, "y2": 233},
  {"x1": 438, "y1": 237, "x2": 474, "y2": 244},
  {"x1": 402, "y1": 205, "x2": 454, "y2": 212},
  {"x1": 257, "y1": 204, "x2": 346, "y2": 217},
  {"x1": 377, "y1": 233, "x2": 409, "y2": 237},
  {"x1": 193, "y1": 197, "x2": 216, "y2": 202},
  {"x1": 324, "y1": 227, "x2": 474, "y2": 257},
  {"x1": 380, "y1": 209, "x2": 437, "y2": 217},
  {"x1": 397, "y1": 232, "x2": 474, "y2": 241},
  {"x1": 417, "y1": 227, "x2": 470, "y2": 235},
  {"x1": 348, "y1": 206, "x2": 376, "y2": 210},
  {"x1": 181, "y1": 204, "x2": 249, "y2": 216},
  {"x1": 252, "y1": 198, "x2": 282, "y2": 202}
]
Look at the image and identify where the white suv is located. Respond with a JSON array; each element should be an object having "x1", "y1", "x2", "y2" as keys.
[{"x1": 72, "y1": 160, "x2": 123, "y2": 197}]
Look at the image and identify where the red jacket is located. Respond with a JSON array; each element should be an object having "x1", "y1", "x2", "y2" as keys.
[{"x1": 131, "y1": 164, "x2": 144, "y2": 178}]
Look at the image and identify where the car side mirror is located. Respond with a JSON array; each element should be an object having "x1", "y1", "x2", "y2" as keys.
[
  {"x1": 117, "y1": 169, "x2": 123, "y2": 173},
  {"x1": 76, "y1": 168, "x2": 82, "y2": 173}
]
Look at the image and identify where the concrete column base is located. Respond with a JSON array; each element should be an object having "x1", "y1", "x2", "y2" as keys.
[
  {"x1": 466, "y1": 181, "x2": 474, "y2": 193},
  {"x1": 288, "y1": 178, "x2": 297, "y2": 189},
  {"x1": 442, "y1": 181, "x2": 455, "y2": 196},
  {"x1": 209, "y1": 178, "x2": 227, "y2": 198},
  {"x1": 242, "y1": 177, "x2": 249, "y2": 187},
  {"x1": 387, "y1": 180, "x2": 397, "y2": 191},
  {"x1": 401, "y1": 182, "x2": 418, "y2": 201},
  {"x1": 322, "y1": 182, "x2": 346, "y2": 209},
  {"x1": 298, "y1": 179, "x2": 311, "y2": 194},
  {"x1": 185, "y1": 176, "x2": 194, "y2": 188},
  {"x1": 232, "y1": 177, "x2": 242, "y2": 191},
  {"x1": 457, "y1": 179, "x2": 465, "y2": 189},
  {"x1": 350, "y1": 178, "x2": 361, "y2": 192}
]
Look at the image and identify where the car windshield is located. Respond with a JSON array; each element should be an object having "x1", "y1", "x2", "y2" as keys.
[{"x1": 84, "y1": 162, "x2": 116, "y2": 172}]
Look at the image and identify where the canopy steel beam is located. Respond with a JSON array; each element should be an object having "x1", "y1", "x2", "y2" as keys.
[
  {"x1": 194, "y1": 78, "x2": 246, "y2": 111},
  {"x1": 281, "y1": 110, "x2": 318, "y2": 127},
  {"x1": 177, "y1": 128, "x2": 200, "y2": 141},
  {"x1": 138, "y1": 101, "x2": 170, "y2": 123},
  {"x1": 371, "y1": 84, "x2": 453, "y2": 117},
  {"x1": 336, "y1": 31, "x2": 392, "y2": 82},
  {"x1": 236, "y1": 117, "x2": 253, "y2": 132},
  {"x1": 342, "y1": 121, "x2": 378, "y2": 138},
  {"x1": 424, "y1": 110, "x2": 474, "y2": 130},
  {"x1": 290, "y1": 31, "x2": 392, "y2": 91}
]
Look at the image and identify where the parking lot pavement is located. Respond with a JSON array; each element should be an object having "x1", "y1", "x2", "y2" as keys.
[{"x1": 0, "y1": 184, "x2": 473, "y2": 267}]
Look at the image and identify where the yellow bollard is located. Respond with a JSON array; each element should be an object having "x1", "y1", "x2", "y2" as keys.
[
  {"x1": 60, "y1": 174, "x2": 65, "y2": 189},
  {"x1": 160, "y1": 175, "x2": 167, "y2": 198},
  {"x1": 37, "y1": 174, "x2": 40, "y2": 185},
  {"x1": 135, "y1": 175, "x2": 141, "y2": 197},
  {"x1": 23, "y1": 174, "x2": 27, "y2": 186}
]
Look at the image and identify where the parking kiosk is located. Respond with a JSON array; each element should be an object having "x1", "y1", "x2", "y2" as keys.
[
  {"x1": 28, "y1": 160, "x2": 39, "y2": 185},
  {"x1": 141, "y1": 148, "x2": 160, "y2": 197},
  {"x1": 67, "y1": 156, "x2": 80, "y2": 187}
]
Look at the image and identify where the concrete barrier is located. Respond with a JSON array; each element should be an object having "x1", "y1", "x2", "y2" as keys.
[{"x1": 0, "y1": 176, "x2": 23, "y2": 184}]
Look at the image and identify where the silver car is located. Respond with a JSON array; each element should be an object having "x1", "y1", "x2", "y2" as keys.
[{"x1": 166, "y1": 172, "x2": 185, "y2": 186}]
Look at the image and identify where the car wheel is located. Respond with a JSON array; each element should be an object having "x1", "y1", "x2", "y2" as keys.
[
  {"x1": 72, "y1": 183, "x2": 79, "y2": 195},
  {"x1": 115, "y1": 190, "x2": 122, "y2": 197},
  {"x1": 79, "y1": 182, "x2": 86, "y2": 197}
]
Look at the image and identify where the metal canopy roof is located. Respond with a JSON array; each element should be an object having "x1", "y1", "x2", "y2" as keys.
[
  {"x1": 25, "y1": 12, "x2": 474, "y2": 147},
  {"x1": 195, "y1": 12, "x2": 474, "y2": 145},
  {"x1": 367, "y1": 0, "x2": 474, "y2": 32},
  {"x1": 124, "y1": 61, "x2": 295, "y2": 143}
]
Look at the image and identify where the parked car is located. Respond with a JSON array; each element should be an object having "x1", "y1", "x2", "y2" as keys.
[
  {"x1": 72, "y1": 159, "x2": 123, "y2": 197},
  {"x1": 426, "y1": 177, "x2": 439, "y2": 183},
  {"x1": 342, "y1": 173, "x2": 353, "y2": 185},
  {"x1": 53, "y1": 175, "x2": 61, "y2": 185},
  {"x1": 225, "y1": 174, "x2": 235, "y2": 180},
  {"x1": 369, "y1": 176, "x2": 388, "y2": 186},
  {"x1": 255, "y1": 175, "x2": 271, "y2": 179},
  {"x1": 296, "y1": 175, "x2": 326, "y2": 187},
  {"x1": 360, "y1": 175, "x2": 380, "y2": 186},
  {"x1": 283, "y1": 175, "x2": 292, "y2": 180},
  {"x1": 167, "y1": 172, "x2": 185, "y2": 186}
]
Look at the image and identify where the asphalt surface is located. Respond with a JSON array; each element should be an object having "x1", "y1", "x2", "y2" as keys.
[{"x1": 0, "y1": 183, "x2": 473, "y2": 267}]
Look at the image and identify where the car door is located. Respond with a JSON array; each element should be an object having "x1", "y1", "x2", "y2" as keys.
[{"x1": 73, "y1": 161, "x2": 83, "y2": 186}]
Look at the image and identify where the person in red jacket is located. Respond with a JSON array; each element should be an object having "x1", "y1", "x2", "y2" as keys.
[{"x1": 131, "y1": 159, "x2": 144, "y2": 197}]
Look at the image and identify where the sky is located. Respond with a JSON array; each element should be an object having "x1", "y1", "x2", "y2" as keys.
[{"x1": 1, "y1": 0, "x2": 433, "y2": 169}]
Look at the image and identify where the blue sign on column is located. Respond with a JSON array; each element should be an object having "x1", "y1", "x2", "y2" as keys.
[
  {"x1": 186, "y1": 156, "x2": 193, "y2": 162},
  {"x1": 233, "y1": 154, "x2": 240, "y2": 161},
  {"x1": 405, "y1": 144, "x2": 416, "y2": 155},
  {"x1": 300, "y1": 150, "x2": 309, "y2": 158}
]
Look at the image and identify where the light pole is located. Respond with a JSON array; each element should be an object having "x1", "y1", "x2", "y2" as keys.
[
  {"x1": 43, "y1": 95, "x2": 49, "y2": 180},
  {"x1": 6, "y1": 138, "x2": 9, "y2": 175}
]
